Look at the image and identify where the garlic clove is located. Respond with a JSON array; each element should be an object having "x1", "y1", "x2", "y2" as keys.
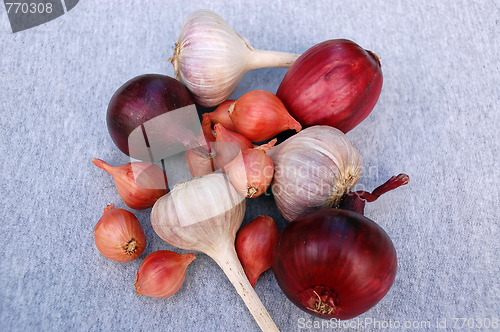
[
  {"x1": 170, "y1": 10, "x2": 300, "y2": 107},
  {"x1": 92, "y1": 159, "x2": 168, "y2": 210},
  {"x1": 134, "y1": 250, "x2": 196, "y2": 298}
]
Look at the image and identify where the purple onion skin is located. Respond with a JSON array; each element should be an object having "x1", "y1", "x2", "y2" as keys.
[
  {"x1": 107, "y1": 74, "x2": 195, "y2": 156},
  {"x1": 277, "y1": 39, "x2": 383, "y2": 133},
  {"x1": 273, "y1": 209, "x2": 397, "y2": 320}
]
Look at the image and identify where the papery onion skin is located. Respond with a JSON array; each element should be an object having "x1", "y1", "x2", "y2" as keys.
[
  {"x1": 277, "y1": 39, "x2": 383, "y2": 133},
  {"x1": 107, "y1": 74, "x2": 195, "y2": 156},
  {"x1": 134, "y1": 250, "x2": 196, "y2": 298},
  {"x1": 94, "y1": 204, "x2": 146, "y2": 263},
  {"x1": 273, "y1": 209, "x2": 397, "y2": 320}
]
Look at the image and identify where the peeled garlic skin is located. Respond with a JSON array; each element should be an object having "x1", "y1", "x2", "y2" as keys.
[
  {"x1": 134, "y1": 251, "x2": 196, "y2": 298},
  {"x1": 269, "y1": 126, "x2": 362, "y2": 222},
  {"x1": 277, "y1": 39, "x2": 383, "y2": 133}
]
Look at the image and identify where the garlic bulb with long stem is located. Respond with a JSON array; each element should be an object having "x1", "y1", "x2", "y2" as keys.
[
  {"x1": 268, "y1": 126, "x2": 362, "y2": 222},
  {"x1": 151, "y1": 173, "x2": 279, "y2": 332},
  {"x1": 169, "y1": 10, "x2": 301, "y2": 107}
]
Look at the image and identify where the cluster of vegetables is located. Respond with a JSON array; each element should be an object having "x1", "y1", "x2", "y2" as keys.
[{"x1": 92, "y1": 9, "x2": 409, "y2": 331}]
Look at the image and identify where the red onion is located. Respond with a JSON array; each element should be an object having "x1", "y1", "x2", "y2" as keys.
[
  {"x1": 273, "y1": 209, "x2": 397, "y2": 320},
  {"x1": 107, "y1": 74, "x2": 197, "y2": 159},
  {"x1": 277, "y1": 39, "x2": 383, "y2": 133}
]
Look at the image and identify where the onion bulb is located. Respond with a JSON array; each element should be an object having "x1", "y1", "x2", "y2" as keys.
[
  {"x1": 273, "y1": 209, "x2": 397, "y2": 320},
  {"x1": 277, "y1": 39, "x2": 383, "y2": 133}
]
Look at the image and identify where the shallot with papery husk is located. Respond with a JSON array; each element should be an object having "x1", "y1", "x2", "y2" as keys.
[
  {"x1": 268, "y1": 125, "x2": 362, "y2": 221},
  {"x1": 94, "y1": 204, "x2": 146, "y2": 263},
  {"x1": 170, "y1": 10, "x2": 300, "y2": 107},
  {"x1": 225, "y1": 139, "x2": 276, "y2": 198},
  {"x1": 213, "y1": 124, "x2": 254, "y2": 171},
  {"x1": 92, "y1": 159, "x2": 167, "y2": 210},
  {"x1": 236, "y1": 216, "x2": 278, "y2": 287},
  {"x1": 151, "y1": 173, "x2": 278, "y2": 331},
  {"x1": 277, "y1": 39, "x2": 383, "y2": 132},
  {"x1": 229, "y1": 90, "x2": 301, "y2": 142},
  {"x1": 134, "y1": 250, "x2": 196, "y2": 298},
  {"x1": 207, "y1": 100, "x2": 237, "y2": 132}
]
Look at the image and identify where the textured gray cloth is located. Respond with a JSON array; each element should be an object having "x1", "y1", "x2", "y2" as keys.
[{"x1": 1, "y1": 1, "x2": 499, "y2": 331}]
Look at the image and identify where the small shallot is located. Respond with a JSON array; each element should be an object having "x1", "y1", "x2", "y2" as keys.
[
  {"x1": 207, "y1": 100, "x2": 237, "y2": 132},
  {"x1": 185, "y1": 114, "x2": 216, "y2": 177},
  {"x1": 229, "y1": 90, "x2": 302, "y2": 142},
  {"x1": 94, "y1": 204, "x2": 146, "y2": 263},
  {"x1": 92, "y1": 159, "x2": 167, "y2": 210},
  {"x1": 213, "y1": 123, "x2": 254, "y2": 171},
  {"x1": 134, "y1": 250, "x2": 196, "y2": 298},
  {"x1": 236, "y1": 216, "x2": 278, "y2": 287},
  {"x1": 225, "y1": 140, "x2": 276, "y2": 198}
]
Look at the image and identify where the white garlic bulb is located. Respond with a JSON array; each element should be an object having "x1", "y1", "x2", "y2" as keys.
[
  {"x1": 151, "y1": 173, "x2": 278, "y2": 331},
  {"x1": 268, "y1": 126, "x2": 362, "y2": 222},
  {"x1": 169, "y1": 10, "x2": 300, "y2": 107}
]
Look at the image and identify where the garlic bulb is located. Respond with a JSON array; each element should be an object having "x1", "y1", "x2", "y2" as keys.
[
  {"x1": 170, "y1": 10, "x2": 300, "y2": 107},
  {"x1": 268, "y1": 126, "x2": 362, "y2": 222},
  {"x1": 151, "y1": 173, "x2": 278, "y2": 331}
]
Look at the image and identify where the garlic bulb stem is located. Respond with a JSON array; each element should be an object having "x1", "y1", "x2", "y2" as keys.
[
  {"x1": 247, "y1": 49, "x2": 300, "y2": 70},
  {"x1": 211, "y1": 244, "x2": 279, "y2": 332}
]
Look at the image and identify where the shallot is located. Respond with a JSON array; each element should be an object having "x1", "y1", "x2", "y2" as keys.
[
  {"x1": 236, "y1": 216, "x2": 278, "y2": 287},
  {"x1": 134, "y1": 250, "x2": 196, "y2": 298},
  {"x1": 94, "y1": 204, "x2": 146, "y2": 263},
  {"x1": 229, "y1": 90, "x2": 301, "y2": 142}
]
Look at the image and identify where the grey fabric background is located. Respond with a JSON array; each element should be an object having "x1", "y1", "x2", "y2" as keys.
[{"x1": 1, "y1": 1, "x2": 499, "y2": 331}]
